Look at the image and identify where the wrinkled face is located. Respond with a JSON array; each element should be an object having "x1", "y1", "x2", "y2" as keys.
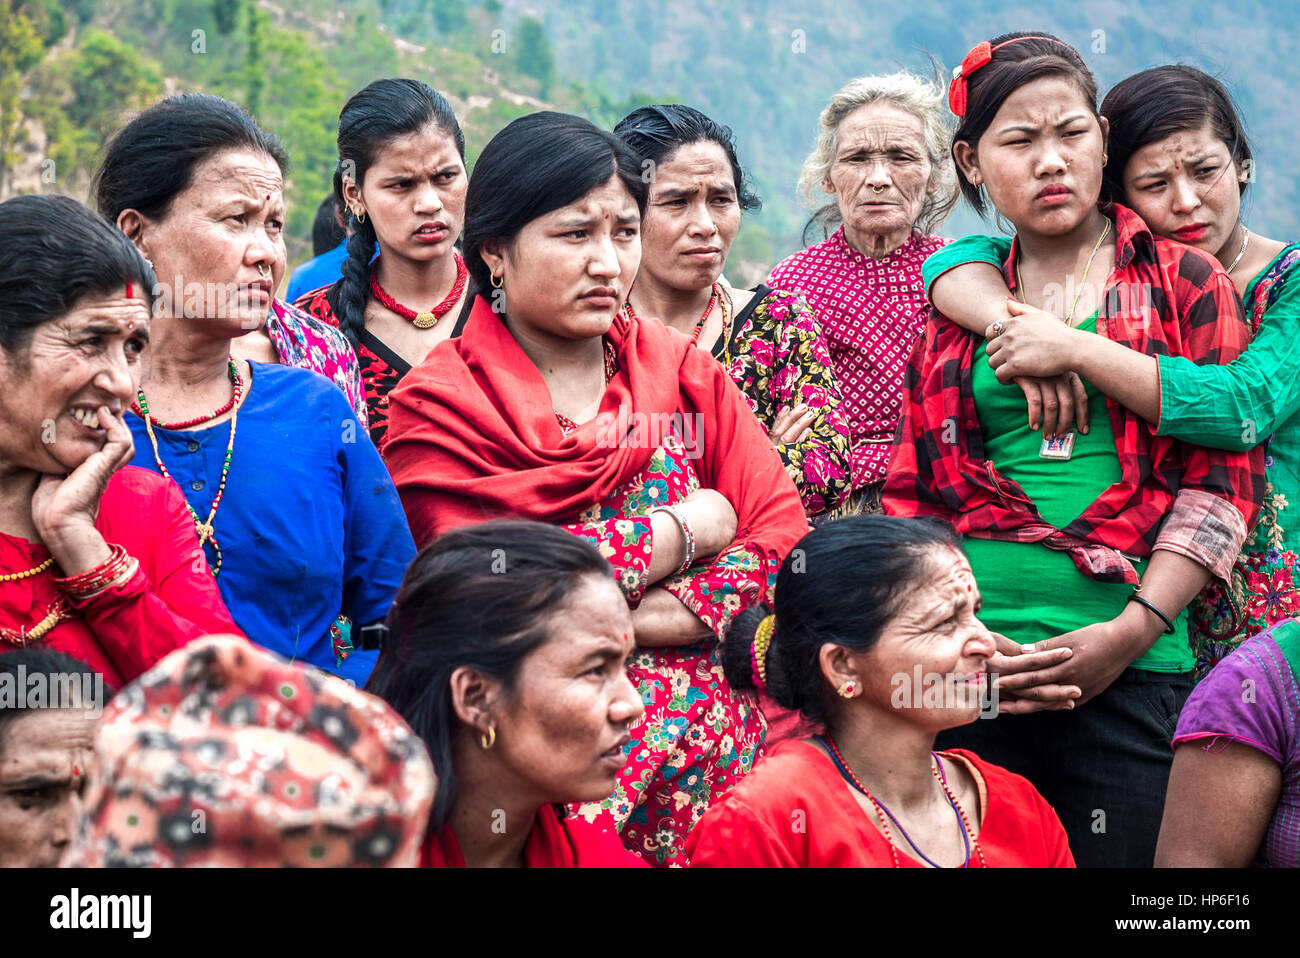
[
  {"x1": 491, "y1": 174, "x2": 641, "y2": 343},
  {"x1": 638, "y1": 141, "x2": 741, "y2": 292},
  {"x1": 1121, "y1": 122, "x2": 1247, "y2": 260},
  {"x1": 0, "y1": 288, "x2": 149, "y2": 475},
  {"x1": 344, "y1": 124, "x2": 467, "y2": 266},
  {"x1": 959, "y1": 76, "x2": 1107, "y2": 238},
  {"x1": 825, "y1": 101, "x2": 936, "y2": 240},
  {"x1": 492, "y1": 576, "x2": 644, "y2": 804},
  {"x1": 849, "y1": 547, "x2": 996, "y2": 732},
  {"x1": 0, "y1": 709, "x2": 96, "y2": 867},
  {"x1": 136, "y1": 148, "x2": 286, "y2": 334}
]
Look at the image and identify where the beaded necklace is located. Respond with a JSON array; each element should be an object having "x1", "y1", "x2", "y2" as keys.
[
  {"x1": 369, "y1": 253, "x2": 468, "y2": 329},
  {"x1": 131, "y1": 360, "x2": 240, "y2": 429},
  {"x1": 0, "y1": 557, "x2": 54, "y2": 583},
  {"x1": 0, "y1": 594, "x2": 72, "y2": 647},
  {"x1": 623, "y1": 283, "x2": 725, "y2": 345},
  {"x1": 819, "y1": 733, "x2": 985, "y2": 868},
  {"x1": 137, "y1": 361, "x2": 243, "y2": 576}
]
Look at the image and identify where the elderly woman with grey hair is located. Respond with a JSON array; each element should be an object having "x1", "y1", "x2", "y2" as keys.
[{"x1": 768, "y1": 72, "x2": 958, "y2": 515}]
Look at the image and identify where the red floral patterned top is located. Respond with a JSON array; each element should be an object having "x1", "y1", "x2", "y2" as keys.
[
  {"x1": 266, "y1": 298, "x2": 368, "y2": 430},
  {"x1": 293, "y1": 285, "x2": 405, "y2": 447},
  {"x1": 768, "y1": 228, "x2": 948, "y2": 488},
  {"x1": 560, "y1": 417, "x2": 774, "y2": 637}
]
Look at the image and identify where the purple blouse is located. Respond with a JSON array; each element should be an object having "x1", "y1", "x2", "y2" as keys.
[{"x1": 1173, "y1": 618, "x2": 1300, "y2": 867}]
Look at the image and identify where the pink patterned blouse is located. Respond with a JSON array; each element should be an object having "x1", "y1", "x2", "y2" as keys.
[
  {"x1": 768, "y1": 227, "x2": 948, "y2": 488},
  {"x1": 266, "y1": 298, "x2": 369, "y2": 430}
]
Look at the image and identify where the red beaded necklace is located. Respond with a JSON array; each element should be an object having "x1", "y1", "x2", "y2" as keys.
[
  {"x1": 623, "y1": 283, "x2": 722, "y2": 345},
  {"x1": 369, "y1": 252, "x2": 468, "y2": 328},
  {"x1": 130, "y1": 359, "x2": 240, "y2": 430}
]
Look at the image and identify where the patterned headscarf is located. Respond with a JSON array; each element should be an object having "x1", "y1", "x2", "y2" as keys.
[{"x1": 69, "y1": 635, "x2": 435, "y2": 867}]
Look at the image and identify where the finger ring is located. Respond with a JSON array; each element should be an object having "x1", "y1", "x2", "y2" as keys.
[{"x1": 990, "y1": 320, "x2": 1005, "y2": 337}]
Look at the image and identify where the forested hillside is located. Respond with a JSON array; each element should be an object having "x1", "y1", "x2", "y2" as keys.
[{"x1": 2, "y1": 0, "x2": 1295, "y2": 282}]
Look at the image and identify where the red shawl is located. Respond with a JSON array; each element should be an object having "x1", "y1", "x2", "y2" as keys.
[
  {"x1": 383, "y1": 296, "x2": 809, "y2": 557},
  {"x1": 420, "y1": 804, "x2": 648, "y2": 868}
]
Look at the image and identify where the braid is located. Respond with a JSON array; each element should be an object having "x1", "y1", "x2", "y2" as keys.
[{"x1": 335, "y1": 215, "x2": 376, "y2": 348}]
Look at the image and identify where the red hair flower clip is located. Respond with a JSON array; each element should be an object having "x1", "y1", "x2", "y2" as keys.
[{"x1": 948, "y1": 41, "x2": 992, "y2": 117}]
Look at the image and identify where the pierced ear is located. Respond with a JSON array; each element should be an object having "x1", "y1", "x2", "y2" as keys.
[
  {"x1": 822, "y1": 174, "x2": 836, "y2": 196},
  {"x1": 448, "y1": 665, "x2": 502, "y2": 738},
  {"x1": 478, "y1": 238, "x2": 508, "y2": 279},
  {"x1": 953, "y1": 141, "x2": 982, "y2": 187},
  {"x1": 116, "y1": 209, "x2": 148, "y2": 249},
  {"x1": 818, "y1": 642, "x2": 862, "y2": 690}
]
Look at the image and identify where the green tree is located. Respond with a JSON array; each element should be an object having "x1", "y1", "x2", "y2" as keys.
[
  {"x1": 64, "y1": 28, "x2": 163, "y2": 141},
  {"x1": 0, "y1": 0, "x2": 44, "y2": 195},
  {"x1": 514, "y1": 16, "x2": 554, "y2": 94},
  {"x1": 434, "y1": 0, "x2": 469, "y2": 35},
  {"x1": 212, "y1": 0, "x2": 241, "y2": 35}
]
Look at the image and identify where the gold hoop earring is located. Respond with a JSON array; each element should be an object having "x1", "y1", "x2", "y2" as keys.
[
  {"x1": 1102, "y1": 153, "x2": 1108, "y2": 167},
  {"x1": 837, "y1": 680, "x2": 859, "y2": 699},
  {"x1": 354, "y1": 208, "x2": 366, "y2": 224},
  {"x1": 480, "y1": 726, "x2": 496, "y2": 750},
  {"x1": 490, "y1": 271, "x2": 504, "y2": 289}
]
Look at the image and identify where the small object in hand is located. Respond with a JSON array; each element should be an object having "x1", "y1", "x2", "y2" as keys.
[{"x1": 1039, "y1": 431, "x2": 1075, "y2": 460}]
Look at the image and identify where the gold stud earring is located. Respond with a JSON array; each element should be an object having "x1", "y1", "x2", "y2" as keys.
[{"x1": 837, "y1": 680, "x2": 859, "y2": 699}]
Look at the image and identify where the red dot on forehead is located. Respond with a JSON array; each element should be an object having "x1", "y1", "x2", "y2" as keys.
[{"x1": 125, "y1": 282, "x2": 133, "y2": 299}]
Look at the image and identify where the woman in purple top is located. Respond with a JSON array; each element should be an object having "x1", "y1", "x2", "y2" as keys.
[{"x1": 1157, "y1": 618, "x2": 1300, "y2": 867}]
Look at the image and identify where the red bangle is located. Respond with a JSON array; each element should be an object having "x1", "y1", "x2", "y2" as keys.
[{"x1": 52, "y1": 544, "x2": 138, "y2": 599}]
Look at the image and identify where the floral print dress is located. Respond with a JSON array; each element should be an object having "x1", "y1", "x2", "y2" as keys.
[
  {"x1": 564, "y1": 420, "x2": 774, "y2": 867},
  {"x1": 713, "y1": 286, "x2": 853, "y2": 516}
]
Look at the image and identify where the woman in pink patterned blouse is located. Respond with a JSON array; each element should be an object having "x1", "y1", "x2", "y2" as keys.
[{"x1": 768, "y1": 72, "x2": 958, "y2": 514}]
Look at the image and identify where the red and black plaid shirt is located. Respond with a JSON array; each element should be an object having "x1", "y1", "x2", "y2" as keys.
[{"x1": 884, "y1": 204, "x2": 1265, "y2": 584}]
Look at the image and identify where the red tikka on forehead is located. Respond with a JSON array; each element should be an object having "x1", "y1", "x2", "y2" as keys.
[
  {"x1": 948, "y1": 35, "x2": 1081, "y2": 117},
  {"x1": 125, "y1": 282, "x2": 132, "y2": 299}
]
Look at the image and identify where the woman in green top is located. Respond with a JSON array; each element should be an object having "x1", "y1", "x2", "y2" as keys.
[{"x1": 925, "y1": 65, "x2": 1299, "y2": 676}]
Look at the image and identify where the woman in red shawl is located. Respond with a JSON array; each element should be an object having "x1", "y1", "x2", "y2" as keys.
[
  {"x1": 0, "y1": 195, "x2": 240, "y2": 688},
  {"x1": 366, "y1": 521, "x2": 647, "y2": 868},
  {"x1": 383, "y1": 112, "x2": 810, "y2": 866}
]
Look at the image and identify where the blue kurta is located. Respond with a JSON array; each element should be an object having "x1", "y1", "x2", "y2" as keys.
[{"x1": 127, "y1": 361, "x2": 415, "y2": 685}]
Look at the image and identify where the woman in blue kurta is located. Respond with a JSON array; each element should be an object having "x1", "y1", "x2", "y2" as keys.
[
  {"x1": 126, "y1": 363, "x2": 413, "y2": 685},
  {"x1": 97, "y1": 94, "x2": 414, "y2": 684}
]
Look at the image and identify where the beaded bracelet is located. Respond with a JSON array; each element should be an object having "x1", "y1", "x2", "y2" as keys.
[
  {"x1": 1126, "y1": 591, "x2": 1175, "y2": 635},
  {"x1": 652, "y1": 504, "x2": 695, "y2": 576},
  {"x1": 52, "y1": 544, "x2": 139, "y2": 601}
]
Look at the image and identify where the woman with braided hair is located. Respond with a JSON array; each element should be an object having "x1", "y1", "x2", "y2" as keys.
[{"x1": 295, "y1": 78, "x2": 470, "y2": 447}]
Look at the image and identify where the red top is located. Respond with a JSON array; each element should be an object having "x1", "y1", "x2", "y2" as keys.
[
  {"x1": 686, "y1": 739, "x2": 1075, "y2": 868},
  {"x1": 420, "y1": 804, "x2": 648, "y2": 868},
  {"x1": 0, "y1": 466, "x2": 243, "y2": 688}
]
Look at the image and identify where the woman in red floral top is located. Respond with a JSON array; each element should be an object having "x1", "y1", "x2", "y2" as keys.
[
  {"x1": 295, "y1": 79, "x2": 470, "y2": 448},
  {"x1": 383, "y1": 112, "x2": 810, "y2": 866},
  {"x1": 614, "y1": 105, "x2": 852, "y2": 518}
]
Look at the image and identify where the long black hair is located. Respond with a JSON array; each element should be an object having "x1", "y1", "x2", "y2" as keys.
[
  {"x1": 614, "y1": 103, "x2": 761, "y2": 212},
  {"x1": 722, "y1": 515, "x2": 959, "y2": 724},
  {"x1": 953, "y1": 32, "x2": 1100, "y2": 218},
  {"x1": 461, "y1": 111, "x2": 648, "y2": 296},
  {"x1": 1100, "y1": 66, "x2": 1253, "y2": 207},
  {"x1": 93, "y1": 93, "x2": 288, "y2": 223},
  {"x1": 329, "y1": 78, "x2": 464, "y2": 347},
  {"x1": 364, "y1": 520, "x2": 613, "y2": 829},
  {"x1": 0, "y1": 194, "x2": 154, "y2": 358}
]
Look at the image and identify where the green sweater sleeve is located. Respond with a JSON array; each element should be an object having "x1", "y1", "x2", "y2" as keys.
[
  {"x1": 921, "y1": 234, "x2": 1012, "y2": 302},
  {"x1": 1157, "y1": 273, "x2": 1300, "y2": 450}
]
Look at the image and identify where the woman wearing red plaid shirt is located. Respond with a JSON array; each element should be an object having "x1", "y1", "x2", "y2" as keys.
[{"x1": 882, "y1": 32, "x2": 1265, "y2": 867}]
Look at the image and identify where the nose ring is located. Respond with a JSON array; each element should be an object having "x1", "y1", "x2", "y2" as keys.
[
  {"x1": 871, "y1": 185, "x2": 885, "y2": 194},
  {"x1": 256, "y1": 263, "x2": 270, "y2": 279}
]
